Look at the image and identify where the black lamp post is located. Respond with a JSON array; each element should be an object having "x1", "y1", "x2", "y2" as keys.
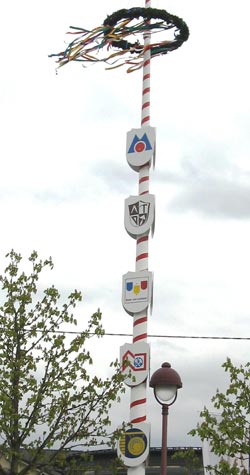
[{"x1": 149, "y1": 362, "x2": 182, "y2": 475}]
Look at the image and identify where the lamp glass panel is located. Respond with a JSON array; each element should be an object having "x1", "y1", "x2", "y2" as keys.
[{"x1": 155, "y1": 384, "x2": 177, "y2": 403}]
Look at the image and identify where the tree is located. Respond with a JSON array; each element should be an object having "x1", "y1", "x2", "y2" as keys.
[
  {"x1": 0, "y1": 250, "x2": 126, "y2": 475},
  {"x1": 189, "y1": 358, "x2": 250, "y2": 475},
  {"x1": 171, "y1": 448, "x2": 204, "y2": 474}
]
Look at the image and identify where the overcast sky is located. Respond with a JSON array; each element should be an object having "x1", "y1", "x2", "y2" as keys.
[{"x1": 1, "y1": 0, "x2": 250, "y2": 449}]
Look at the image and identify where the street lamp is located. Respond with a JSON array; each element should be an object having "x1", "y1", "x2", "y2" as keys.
[{"x1": 149, "y1": 362, "x2": 182, "y2": 475}]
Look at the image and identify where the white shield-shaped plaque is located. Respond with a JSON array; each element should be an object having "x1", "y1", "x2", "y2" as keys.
[
  {"x1": 126, "y1": 127, "x2": 156, "y2": 172},
  {"x1": 117, "y1": 422, "x2": 150, "y2": 467},
  {"x1": 122, "y1": 270, "x2": 153, "y2": 315},
  {"x1": 120, "y1": 342, "x2": 150, "y2": 386},
  {"x1": 124, "y1": 194, "x2": 155, "y2": 239}
]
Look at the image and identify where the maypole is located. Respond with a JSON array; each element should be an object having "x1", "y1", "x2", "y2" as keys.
[
  {"x1": 49, "y1": 4, "x2": 189, "y2": 474},
  {"x1": 124, "y1": 3, "x2": 152, "y2": 474}
]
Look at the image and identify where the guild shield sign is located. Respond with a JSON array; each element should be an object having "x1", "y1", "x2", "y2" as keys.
[
  {"x1": 126, "y1": 127, "x2": 156, "y2": 172},
  {"x1": 117, "y1": 423, "x2": 150, "y2": 467},
  {"x1": 122, "y1": 270, "x2": 153, "y2": 315},
  {"x1": 124, "y1": 194, "x2": 155, "y2": 239},
  {"x1": 120, "y1": 342, "x2": 150, "y2": 386}
]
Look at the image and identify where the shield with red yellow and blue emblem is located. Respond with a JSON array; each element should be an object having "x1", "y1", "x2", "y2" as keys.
[{"x1": 122, "y1": 270, "x2": 153, "y2": 315}]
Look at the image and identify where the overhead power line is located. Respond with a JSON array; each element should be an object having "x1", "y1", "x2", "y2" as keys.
[
  {"x1": 6, "y1": 328, "x2": 248, "y2": 341},
  {"x1": 106, "y1": 333, "x2": 250, "y2": 341},
  {"x1": 51, "y1": 330, "x2": 250, "y2": 341}
]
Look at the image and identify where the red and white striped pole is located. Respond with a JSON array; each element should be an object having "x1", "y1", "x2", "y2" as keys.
[
  {"x1": 130, "y1": 0, "x2": 151, "y2": 428},
  {"x1": 128, "y1": 2, "x2": 152, "y2": 474}
]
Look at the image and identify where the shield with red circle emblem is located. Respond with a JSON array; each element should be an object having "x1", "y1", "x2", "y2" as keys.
[{"x1": 126, "y1": 127, "x2": 156, "y2": 171}]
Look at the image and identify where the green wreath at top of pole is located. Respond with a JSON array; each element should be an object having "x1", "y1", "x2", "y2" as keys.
[
  {"x1": 49, "y1": 7, "x2": 189, "y2": 73},
  {"x1": 103, "y1": 7, "x2": 189, "y2": 55}
]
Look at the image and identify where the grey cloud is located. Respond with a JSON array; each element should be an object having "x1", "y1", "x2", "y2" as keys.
[
  {"x1": 90, "y1": 160, "x2": 136, "y2": 194},
  {"x1": 169, "y1": 179, "x2": 250, "y2": 219},
  {"x1": 154, "y1": 151, "x2": 250, "y2": 219}
]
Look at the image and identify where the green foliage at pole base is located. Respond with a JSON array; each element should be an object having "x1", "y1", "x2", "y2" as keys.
[
  {"x1": 189, "y1": 358, "x2": 250, "y2": 475},
  {"x1": 0, "y1": 250, "x2": 126, "y2": 475},
  {"x1": 172, "y1": 448, "x2": 204, "y2": 474}
]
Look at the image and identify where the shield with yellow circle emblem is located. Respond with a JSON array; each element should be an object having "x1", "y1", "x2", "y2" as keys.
[{"x1": 117, "y1": 423, "x2": 150, "y2": 467}]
